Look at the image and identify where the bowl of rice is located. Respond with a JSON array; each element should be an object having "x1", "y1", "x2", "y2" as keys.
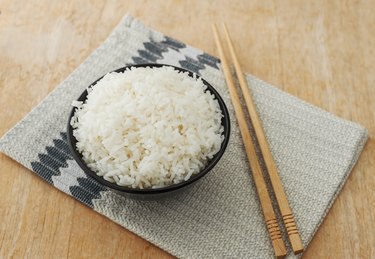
[{"x1": 67, "y1": 64, "x2": 230, "y2": 199}]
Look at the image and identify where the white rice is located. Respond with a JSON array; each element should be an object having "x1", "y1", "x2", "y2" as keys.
[{"x1": 71, "y1": 66, "x2": 224, "y2": 189}]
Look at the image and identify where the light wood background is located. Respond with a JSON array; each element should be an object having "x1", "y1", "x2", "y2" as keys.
[{"x1": 0, "y1": 0, "x2": 374, "y2": 258}]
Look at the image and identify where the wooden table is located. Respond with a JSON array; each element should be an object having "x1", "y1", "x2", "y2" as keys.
[{"x1": 1, "y1": 1, "x2": 374, "y2": 258}]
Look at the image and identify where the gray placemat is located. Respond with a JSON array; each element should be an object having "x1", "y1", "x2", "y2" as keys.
[{"x1": 0, "y1": 15, "x2": 368, "y2": 258}]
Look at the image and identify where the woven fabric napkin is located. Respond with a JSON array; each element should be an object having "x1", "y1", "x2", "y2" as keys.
[{"x1": 0, "y1": 15, "x2": 368, "y2": 258}]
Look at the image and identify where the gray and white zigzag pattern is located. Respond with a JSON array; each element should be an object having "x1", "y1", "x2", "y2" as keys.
[{"x1": 29, "y1": 35, "x2": 220, "y2": 208}]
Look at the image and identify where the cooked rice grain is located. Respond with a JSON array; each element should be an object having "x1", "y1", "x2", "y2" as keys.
[{"x1": 71, "y1": 66, "x2": 224, "y2": 189}]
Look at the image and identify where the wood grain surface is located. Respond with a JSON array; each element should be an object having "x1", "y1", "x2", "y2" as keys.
[{"x1": 0, "y1": 0, "x2": 374, "y2": 258}]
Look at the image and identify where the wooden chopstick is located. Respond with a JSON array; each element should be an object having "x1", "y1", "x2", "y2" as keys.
[
  {"x1": 221, "y1": 23, "x2": 304, "y2": 255},
  {"x1": 212, "y1": 24, "x2": 287, "y2": 259}
]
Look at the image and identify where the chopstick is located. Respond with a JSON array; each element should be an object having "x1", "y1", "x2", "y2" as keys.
[
  {"x1": 212, "y1": 24, "x2": 287, "y2": 259},
  {"x1": 221, "y1": 23, "x2": 304, "y2": 255}
]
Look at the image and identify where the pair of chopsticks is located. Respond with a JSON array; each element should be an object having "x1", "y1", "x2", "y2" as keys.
[{"x1": 212, "y1": 24, "x2": 304, "y2": 258}]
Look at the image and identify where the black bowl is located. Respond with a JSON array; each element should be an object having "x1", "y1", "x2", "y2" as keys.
[{"x1": 67, "y1": 63, "x2": 230, "y2": 199}]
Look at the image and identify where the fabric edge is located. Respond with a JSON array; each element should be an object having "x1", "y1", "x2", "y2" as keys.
[
  {"x1": 92, "y1": 191, "x2": 185, "y2": 259},
  {"x1": 302, "y1": 128, "x2": 368, "y2": 251}
]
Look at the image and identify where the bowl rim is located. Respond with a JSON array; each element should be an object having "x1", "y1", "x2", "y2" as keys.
[{"x1": 67, "y1": 63, "x2": 230, "y2": 194}]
